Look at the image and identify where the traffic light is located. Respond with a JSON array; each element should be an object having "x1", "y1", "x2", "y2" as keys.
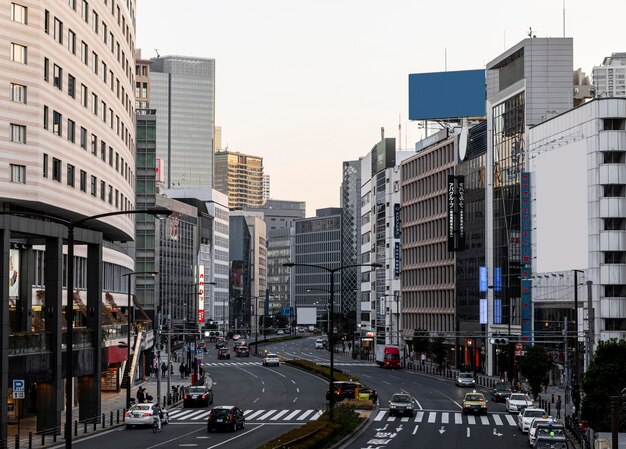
[{"x1": 489, "y1": 337, "x2": 509, "y2": 346}]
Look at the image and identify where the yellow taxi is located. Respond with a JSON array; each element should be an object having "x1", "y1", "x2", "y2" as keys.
[{"x1": 462, "y1": 390, "x2": 488, "y2": 415}]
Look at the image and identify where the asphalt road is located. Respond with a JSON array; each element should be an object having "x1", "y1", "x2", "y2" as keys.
[
  {"x1": 48, "y1": 338, "x2": 328, "y2": 449},
  {"x1": 265, "y1": 336, "x2": 538, "y2": 449}
]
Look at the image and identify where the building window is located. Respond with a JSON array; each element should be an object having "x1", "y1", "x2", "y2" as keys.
[
  {"x1": 44, "y1": 10, "x2": 49, "y2": 33},
  {"x1": 53, "y1": 110, "x2": 62, "y2": 136},
  {"x1": 102, "y1": 22, "x2": 107, "y2": 44},
  {"x1": 92, "y1": 10, "x2": 98, "y2": 33},
  {"x1": 80, "y1": 127, "x2": 87, "y2": 149},
  {"x1": 108, "y1": 185, "x2": 113, "y2": 204},
  {"x1": 43, "y1": 105, "x2": 48, "y2": 129},
  {"x1": 52, "y1": 158, "x2": 62, "y2": 182},
  {"x1": 92, "y1": 93, "x2": 98, "y2": 115},
  {"x1": 43, "y1": 57, "x2": 49, "y2": 81},
  {"x1": 10, "y1": 124, "x2": 26, "y2": 143},
  {"x1": 80, "y1": 170, "x2": 87, "y2": 192},
  {"x1": 92, "y1": 51, "x2": 98, "y2": 75},
  {"x1": 67, "y1": 119, "x2": 75, "y2": 142},
  {"x1": 91, "y1": 134, "x2": 97, "y2": 155},
  {"x1": 11, "y1": 3, "x2": 27, "y2": 24},
  {"x1": 108, "y1": 147, "x2": 113, "y2": 166},
  {"x1": 10, "y1": 164, "x2": 26, "y2": 183},
  {"x1": 11, "y1": 43, "x2": 27, "y2": 64},
  {"x1": 604, "y1": 118, "x2": 626, "y2": 131},
  {"x1": 81, "y1": 41, "x2": 88, "y2": 65},
  {"x1": 43, "y1": 154, "x2": 48, "y2": 178},
  {"x1": 10, "y1": 83, "x2": 26, "y2": 103},
  {"x1": 53, "y1": 64, "x2": 62, "y2": 90},
  {"x1": 67, "y1": 164, "x2": 75, "y2": 187},
  {"x1": 100, "y1": 180, "x2": 106, "y2": 200},
  {"x1": 91, "y1": 175, "x2": 97, "y2": 196},
  {"x1": 68, "y1": 29, "x2": 76, "y2": 54},
  {"x1": 81, "y1": 0, "x2": 89, "y2": 22},
  {"x1": 68, "y1": 0, "x2": 76, "y2": 10},
  {"x1": 68, "y1": 74, "x2": 76, "y2": 98},
  {"x1": 81, "y1": 84, "x2": 88, "y2": 107},
  {"x1": 54, "y1": 18, "x2": 63, "y2": 44}
]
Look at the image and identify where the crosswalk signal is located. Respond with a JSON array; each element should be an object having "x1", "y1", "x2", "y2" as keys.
[{"x1": 489, "y1": 337, "x2": 509, "y2": 345}]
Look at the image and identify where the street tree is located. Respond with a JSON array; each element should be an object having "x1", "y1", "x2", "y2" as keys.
[
  {"x1": 430, "y1": 336, "x2": 447, "y2": 368},
  {"x1": 517, "y1": 345, "x2": 553, "y2": 400},
  {"x1": 412, "y1": 328, "x2": 430, "y2": 354},
  {"x1": 581, "y1": 339, "x2": 626, "y2": 431}
]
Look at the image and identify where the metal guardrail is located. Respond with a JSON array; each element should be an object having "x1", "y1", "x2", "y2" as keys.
[{"x1": 566, "y1": 416, "x2": 590, "y2": 449}]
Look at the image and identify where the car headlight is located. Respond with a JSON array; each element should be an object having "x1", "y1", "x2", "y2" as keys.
[{"x1": 390, "y1": 404, "x2": 397, "y2": 409}]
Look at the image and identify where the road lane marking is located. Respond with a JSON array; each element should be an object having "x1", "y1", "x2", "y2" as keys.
[
  {"x1": 270, "y1": 410, "x2": 289, "y2": 420},
  {"x1": 310, "y1": 411, "x2": 323, "y2": 420},
  {"x1": 441, "y1": 413, "x2": 449, "y2": 424},
  {"x1": 292, "y1": 397, "x2": 297, "y2": 403},
  {"x1": 400, "y1": 417, "x2": 409, "y2": 422},
  {"x1": 179, "y1": 444, "x2": 197, "y2": 447},
  {"x1": 374, "y1": 411, "x2": 386, "y2": 421},
  {"x1": 412, "y1": 425, "x2": 419, "y2": 435},
  {"x1": 433, "y1": 390, "x2": 463, "y2": 409},
  {"x1": 455, "y1": 413, "x2": 462, "y2": 424},
  {"x1": 414, "y1": 400, "x2": 423, "y2": 410},
  {"x1": 297, "y1": 410, "x2": 314, "y2": 420},
  {"x1": 387, "y1": 416, "x2": 396, "y2": 422},
  {"x1": 415, "y1": 411, "x2": 424, "y2": 422},
  {"x1": 246, "y1": 410, "x2": 265, "y2": 420},
  {"x1": 284, "y1": 410, "x2": 301, "y2": 420},
  {"x1": 206, "y1": 424, "x2": 265, "y2": 449},
  {"x1": 236, "y1": 367, "x2": 258, "y2": 379},
  {"x1": 505, "y1": 415, "x2": 517, "y2": 426},
  {"x1": 480, "y1": 415, "x2": 489, "y2": 425},
  {"x1": 428, "y1": 412, "x2": 436, "y2": 423},
  {"x1": 143, "y1": 426, "x2": 207, "y2": 449},
  {"x1": 492, "y1": 414, "x2": 503, "y2": 426},
  {"x1": 296, "y1": 388, "x2": 300, "y2": 393},
  {"x1": 382, "y1": 380, "x2": 391, "y2": 385},
  {"x1": 467, "y1": 415, "x2": 476, "y2": 425},
  {"x1": 253, "y1": 398, "x2": 260, "y2": 403},
  {"x1": 262, "y1": 388, "x2": 265, "y2": 393},
  {"x1": 467, "y1": 427, "x2": 470, "y2": 437},
  {"x1": 291, "y1": 380, "x2": 296, "y2": 384}
]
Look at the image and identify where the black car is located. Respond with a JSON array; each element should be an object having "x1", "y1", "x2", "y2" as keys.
[
  {"x1": 184, "y1": 386, "x2": 214, "y2": 408},
  {"x1": 207, "y1": 406, "x2": 245, "y2": 432},
  {"x1": 218, "y1": 348, "x2": 230, "y2": 359},
  {"x1": 326, "y1": 381, "x2": 378, "y2": 403},
  {"x1": 490, "y1": 381, "x2": 512, "y2": 403},
  {"x1": 235, "y1": 345, "x2": 249, "y2": 357}
]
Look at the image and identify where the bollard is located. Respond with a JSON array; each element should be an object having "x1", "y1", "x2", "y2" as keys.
[
  {"x1": 93, "y1": 419, "x2": 96, "y2": 432},
  {"x1": 14, "y1": 434, "x2": 18, "y2": 449},
  {"x1": 41, "y1": 433, "x2": 45, "y2": 446},
  {"x1": 28, "y1": 431, "x2": 32, "y2": 449},
  {"x1": 164, "y1": 396, "x2": 167, "y2": 407},
  {"x1": 117, "y1": 409, "x2": 120, "y2": 424},
  {"x1": 84, "y1": 420, "x2": 87, "y2": 434},
  {"x1": 110, "y1": 411, "x2": 113, "y2": 427},
  {"x1": 53, "y1": 431, "x2": 57, "y2": 443},
  {"x1": 548, "y1": 403, "x2": 551, "y2": 415},
  {"x1": 74, "y1": 420, "x2": 78, "y2": 436},
  {"x1": 122, "y1": 407, "x2": 126, "y2": 422},
  {"x1": 552, "y1": 393, "x2": 555, "y2": 403},
  {"x1": 102, "y1": 413, "x2": 106, "y2": 428}
]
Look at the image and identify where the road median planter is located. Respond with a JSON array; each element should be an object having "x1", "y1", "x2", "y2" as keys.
[{"x1": 285, "y1": 359, "x2": 360, "y2": 382}]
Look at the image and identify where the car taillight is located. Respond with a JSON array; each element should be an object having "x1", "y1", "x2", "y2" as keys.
[
  {"x1": 202, "y1": 394, "x2": 207, "y2": 399},
  {"x1": 124, "y1": 412, "x2": 130, "y2": 417},
  {"x1": 184, "y1": 394, "x2": 188, "y2": 400},
  {"x1": 144, "y1": 413, "x2": 151, "y2": 417},
  {"x1": 337, "y1": 389, "x2": 342, "y2": 395}
]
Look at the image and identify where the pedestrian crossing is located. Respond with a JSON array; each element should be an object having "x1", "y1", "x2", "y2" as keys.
[
  {"x1": 373, "y1": 410, "x2": 518, "y2": 427},
  {"x1": 202, "y1": 361, "x2": 375, "y2": 367},
  {"x1": 167, "y1": 408, "x2": 324, "y2": 423}
]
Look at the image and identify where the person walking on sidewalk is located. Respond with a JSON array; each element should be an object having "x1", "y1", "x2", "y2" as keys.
[
  {"x1": 555, "y1": 395, "x2": 562, "y2": 419},
  {"x1": 161, "y1": 362, "x2": 167, "y2": 377},
  {"x1": 179, "y1": 363, "x2": 185, "y2": 379}
]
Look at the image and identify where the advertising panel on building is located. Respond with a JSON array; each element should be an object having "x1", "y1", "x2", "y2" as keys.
[
  {"x1": 447, "y1": 175, "x2": 465, "y2": 251},
  {"x1": 198, "y1": 265, "x2": 205, "y2": 323}
]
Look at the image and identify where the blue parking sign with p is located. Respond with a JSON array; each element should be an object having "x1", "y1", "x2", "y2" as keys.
[{"x1": 13, "y1": 379, "x2": 25, "y2": 392}]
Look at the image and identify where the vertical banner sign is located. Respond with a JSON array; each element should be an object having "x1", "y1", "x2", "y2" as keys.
[
  {"x1": 393, "y1": 203, "x2": 401, "y2": 238},
  {"x1": 447, "y1": 175, "x2": 465, "y2": 251},
  {"x1": 9, "y1": 248, "x2": 20, "y2": 297},
  {"x1": 264, "y1": 288, "x2": 269, "y2": 316},
  {"x1": 479, "y1": 266, "x2": 488, "y2": 292},
  {"x1": 394, "y1": 242, "x2": 401, "y2": 277},
  {"x1": 494, "y1": 267, "x2": 502, "y2": 292},
  {"x1": 520, "y1": 172, "x2": 532, "y2": 343},
  {"x1": 494, "y1": 298, "x2": 502, "y2": 324},
  {"x1": 198, "y1": 265, "x2": 205, "y2": 323},
  {"x1": 479, "y1": 298, "x2": 487, "y2": 324}
]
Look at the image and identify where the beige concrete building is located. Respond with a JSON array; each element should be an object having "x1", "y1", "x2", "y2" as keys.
[{"x1": 214, "y1": 150, "x2": 264, "y2": 209}]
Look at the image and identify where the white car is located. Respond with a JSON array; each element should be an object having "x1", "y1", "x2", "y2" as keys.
[
  {"x1": 517, "y1": 407, "x2": 547, "y2": 433},
  {"x1": 528, "y1": 418, "x2": 562, "y2": 446},
  {"x1": 277, "y1": 330, "x2": 285, "y2": 335},
  {"x1": 506, "y1": 393, "x2": 533, "y2": 413},
  {"x1": 262, "y1": 353, "x2": 280, "y2": 367},
  {"x1": 315, "y1": 338, "x2": 324, "y2": 349},
  {"x1": 125, "y1": 403, "x2": 169, "y2": 428},
  {"x1": 455, "y1": 373, "x2": 476, "y2": 387}
]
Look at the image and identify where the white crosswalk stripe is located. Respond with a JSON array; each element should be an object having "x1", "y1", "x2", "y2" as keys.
[
  {"x1": 169, "y1": 408, "x2": 324, "y2": 423},
  {"x1": 480, "y1": 416, "x2": 490, "y2": 425},
  {"x1": 415, "y1": 411, "x2": 424, "y2": 422},
  {"x1": 467, "y1": 415, "x2": 476, "y2": 425},
  {"x1": 493, "y1": 414, "x2": 503, "y2": 426},
  {"x1": 270, "y1": 410, "x2": 289, "y2": 421},
  {"x1": 191, "y1": 411, "x2": 211, "y2": 420},
  {"x1": 455, "y1": 413, "x2": 462, "y2": 424},
  {"x1": 505, "y1": 415, "x2": 517, "y2": 426}
]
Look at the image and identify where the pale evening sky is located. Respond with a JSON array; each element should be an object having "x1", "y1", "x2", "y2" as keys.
[{"x1": 136, "y1": 0, "x2": 625, "y2": 216}]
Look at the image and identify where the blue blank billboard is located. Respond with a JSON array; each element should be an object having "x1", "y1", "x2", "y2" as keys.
[{"x1": 408, "y1": 69, "x2": 486, "y2": 120}]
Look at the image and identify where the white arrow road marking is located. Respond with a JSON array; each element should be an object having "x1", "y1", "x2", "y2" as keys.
[
  {"x1": 438, "y1": 426, "x2": 446, "y2": 434},
  {"x1": 493, "y1": 428, "x2": 503, "y2": 437},
  {"x1": 412, "y1": 425, "x2": 419, "y2": 435}
]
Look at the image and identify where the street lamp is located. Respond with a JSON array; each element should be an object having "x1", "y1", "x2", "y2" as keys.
[
  {"x1": 283, "y1": 261, "x2": 382, "y2": 421},
  {"x1": 610, "y1": 387, "x2": 626, "y2": 449},
  {"x1": 121, "y1": 271, "x2": 158, "y2": 409}
]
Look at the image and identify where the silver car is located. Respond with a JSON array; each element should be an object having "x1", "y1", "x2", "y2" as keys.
[
  {"x1": 125, "y1": 403, "x2": 169, "y2": 429},
  {"x1": 455, "y1": 373, "x2": 476, "y2": 387}
]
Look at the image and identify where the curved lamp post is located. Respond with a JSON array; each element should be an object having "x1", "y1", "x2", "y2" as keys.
[{"x1": 283, "y1": 261, "x2": 381, "y2": 421}]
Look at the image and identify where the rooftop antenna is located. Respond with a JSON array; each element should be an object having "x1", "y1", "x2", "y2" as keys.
[
  {"x1": 155, "y1": 49, "x2": 160, "y2": 58},
  {"x1": 398, "y1": 114, "x2": 401, "y2": 151},
  {"x1": 563, "y1": 0, "x2": 566, "y2": 37},
  {"x1": 527, "y1": 27, "x2": 536, "y2": 38}
]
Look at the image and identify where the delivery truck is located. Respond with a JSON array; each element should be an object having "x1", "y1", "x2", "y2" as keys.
[{"x1": 375, "y1": 345, "x2": 401, "y2": 368}]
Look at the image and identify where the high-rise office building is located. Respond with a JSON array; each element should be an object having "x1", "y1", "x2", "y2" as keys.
[
  {"x1": 214, "y1": 150, "x2": 264, "y2": 209},
  {"x1": 262, "y1": 174, "x2": 270, "y2": 204},
  {"x1": 593, "y1": 52, "x2": 626, "y2": 98},
  {"x1": 150, "y1": 55, "x2": 216, "y2": 189}
]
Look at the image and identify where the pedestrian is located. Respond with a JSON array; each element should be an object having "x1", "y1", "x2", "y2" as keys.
[
  {"x1": 185, "y1": 364, "x2": 191, "y2": 378},
  {"x1": 348, "y1": 342, "x2": 352, "y2": 352},
  {"x1": 179, "y1": 363, "x2": 185, "y2": 379},
  {"x1": 136, "y1": 386, "x2": 145, "y2": 403},
  {"x1": 556, "y1": 395, "x2": 562, "y2": 420},
  {"x1": 170, "y1": 363, "x2": 174, "y2": 375},
  {"x1": 161, "y1": 362, "x2": 167, "y2": 377},
  {"x1": 145, "y1": 392, "x2": 153, "y2": 403},
  {"x1": 199, "y1": 365, "x2": 204, "y2": 377}
]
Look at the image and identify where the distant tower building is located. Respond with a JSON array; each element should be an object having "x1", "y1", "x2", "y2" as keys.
[
  {"x1": 135, "y1": 50, "x2": 153, "y2": 109},
  {"x1": 593, "y1": 53, "x2": 626, "y2": 98},
  {"x1": 341, "y1": 160, "x2": 361, "y2": 318},
  {"x1": 214, "y1": 126, "x2": 223, "y2": 151},
  {"x1": 214, "y1": 151, "x2": 264, "y2": 209},
  {"x1": 262, "y1": 174, "x2": 271, "y2": 204},
  {"x1": 149, "y1": 55, "x2": 216, "y2": 189}
]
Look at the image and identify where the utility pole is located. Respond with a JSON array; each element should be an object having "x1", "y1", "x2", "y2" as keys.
[
  {"x1": 573, "y1": 270, "x2": 580, "y2": 388},
  {"x1": 563, "y1": 317, "x2": 569, "y2": 417},
  {"x1": 586, "y1": 280, "x2": 594, "y2": 369}
]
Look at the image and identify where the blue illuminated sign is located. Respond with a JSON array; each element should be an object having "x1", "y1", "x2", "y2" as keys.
[{"x1": 479, "y1": 266, "x2": 487, "y2": 292}]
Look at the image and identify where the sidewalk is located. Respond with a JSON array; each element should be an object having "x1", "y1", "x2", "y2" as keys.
[{"x1": 7, "y1": 358, "x2": 191, "y2": 449}]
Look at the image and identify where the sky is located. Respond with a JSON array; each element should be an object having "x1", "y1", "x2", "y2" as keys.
[{"x1": 136, "y1": 0, "x2": 626, "y2": 217}]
